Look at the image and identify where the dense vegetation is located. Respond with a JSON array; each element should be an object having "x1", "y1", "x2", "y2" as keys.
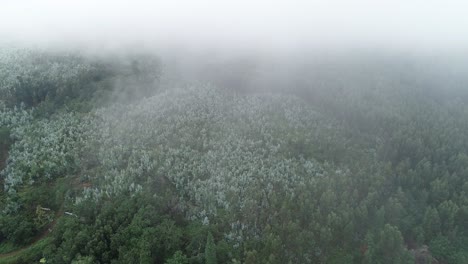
[{"x1": 0, "y1": 47, "x2": 467, "y2": 263}]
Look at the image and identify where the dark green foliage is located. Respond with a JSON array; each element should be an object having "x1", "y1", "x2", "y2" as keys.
[
  {"x1": 0, "y1": 127, "x2": 10, "y2": 145},
  {"x1": 166, "y1": 251, "x2": 189, "y2": 264},
  {"x1": 205, "y1": 232, "x2": 217, "y2": 264},
  {"x1": 0, "y1": 183, "x2": 60, "y2": 246},
  {"x1": 0, "y1": 215, "x2": 35, "y2": 245},
  {"x1": 0, "y1": 126, "x2": 10, "y2": 170},
  {"x1": 364, "y1": 224, "x2": 414, "y2": 264},
  {"x1": 43, "y1": 192, "x2": 193, "y2": 264}
]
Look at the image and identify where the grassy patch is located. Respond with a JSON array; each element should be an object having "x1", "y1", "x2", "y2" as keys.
[
  {"x1": 0, "y1": 237, "x2": 51, "y2": 264},
  {"x1": 0, "y1": 243, "x2": 18, "y2": 255}
]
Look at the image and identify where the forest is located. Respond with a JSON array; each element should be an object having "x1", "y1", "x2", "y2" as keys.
[{"x1": 0, "y1": 46, "x2": 467, "y2": 264}]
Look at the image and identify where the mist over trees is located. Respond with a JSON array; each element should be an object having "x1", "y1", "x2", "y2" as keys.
[{"x1": 0, "y1": 46, "x2": 467, "y2": 264}]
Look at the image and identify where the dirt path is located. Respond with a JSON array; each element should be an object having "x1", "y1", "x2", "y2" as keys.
[{"x1": 0, "y1": 205, "x2": 64, "y2": 259}]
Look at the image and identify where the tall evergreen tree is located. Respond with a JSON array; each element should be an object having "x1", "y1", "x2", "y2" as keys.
[{"x1": 205, "y1": 232, "x2": 217, "y2": 264}]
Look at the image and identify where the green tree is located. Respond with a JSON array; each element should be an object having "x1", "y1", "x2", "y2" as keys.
[
  {"x1": 423, "y1": 207, "x2": 441, "y2": 241},
  {"x1": 365, "y1": 224, "x2": 414, "y2": 264},
  {"x1": 205, "y1": 232, "x2": 217, "y2": 264},
  {"x1": 165, "y1": 251, "x2": 188, "y2": 264}
]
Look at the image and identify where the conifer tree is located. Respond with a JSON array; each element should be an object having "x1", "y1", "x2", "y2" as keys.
[{"x1": 205, "y1": 232, "x2": 217, "y2": 264}]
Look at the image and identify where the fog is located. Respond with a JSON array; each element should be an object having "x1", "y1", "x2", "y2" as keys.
[
  {"x1": 2, "y1": 0, "x2": 468, "y2": 97},
  {"x1": 1, "y1": 0, "x2": 468, "y2": 54}
]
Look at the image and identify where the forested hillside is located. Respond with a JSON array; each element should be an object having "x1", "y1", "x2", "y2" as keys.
[{"x1": 0, "y1": 47, "x2": 467, "y2": 264}]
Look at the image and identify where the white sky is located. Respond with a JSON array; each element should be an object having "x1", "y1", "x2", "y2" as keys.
[{"x1": 1, "y1": 0, "x2": 467, "y2": 51}]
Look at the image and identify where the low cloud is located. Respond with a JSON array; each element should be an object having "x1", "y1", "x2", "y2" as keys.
[{"x1": 1, "y1": 0, "x2": 468, "y2": 53}]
